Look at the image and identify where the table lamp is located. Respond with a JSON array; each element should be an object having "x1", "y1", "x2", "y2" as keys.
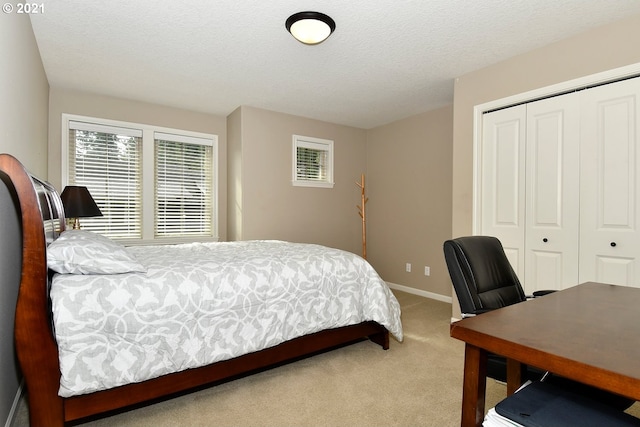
[{"x1": 60, "y1": 186, "x2": 103, "y2": 230}]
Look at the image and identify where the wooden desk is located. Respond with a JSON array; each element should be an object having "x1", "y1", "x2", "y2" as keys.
[{"x1": 450, "y1": 282, "x2": 640, "y2": 427}]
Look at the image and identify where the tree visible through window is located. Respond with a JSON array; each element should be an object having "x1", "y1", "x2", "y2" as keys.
[{"x1": 297, "y1": 146, "x2": 327, "y2": 181}]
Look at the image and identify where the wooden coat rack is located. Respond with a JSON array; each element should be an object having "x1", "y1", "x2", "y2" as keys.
[{"x1": 356, "y1": 173, "x2": 368, "y2": 259}]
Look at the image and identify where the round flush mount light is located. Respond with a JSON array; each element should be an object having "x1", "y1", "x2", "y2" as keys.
[{"x1": 285, "y1": 11, "x2": 336, "y2": 45}]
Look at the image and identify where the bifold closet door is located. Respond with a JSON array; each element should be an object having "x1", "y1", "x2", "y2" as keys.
[
  {"x1": 579, "y1": 77, "x2": 640, "y2": 288},
  {"x1": 523, "y1": 94, "x2": 580, "y2": 294},
  {"x1": 480, "y1": 105, "x2": 526, "y2": 278}
]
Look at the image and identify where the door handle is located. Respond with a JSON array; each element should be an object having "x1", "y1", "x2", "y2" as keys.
[
  {"x1": 543, "y1": 238, "x2": 548, "y2": 243},
  {"x1": 611, "y1": 242, "x2": 617, "y2": 247}
]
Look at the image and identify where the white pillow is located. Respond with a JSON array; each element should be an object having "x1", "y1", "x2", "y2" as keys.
[{"x1": 47, "y1": 230, "x2": 146, "y2": 275}]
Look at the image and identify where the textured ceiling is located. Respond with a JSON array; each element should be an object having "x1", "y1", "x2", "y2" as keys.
[{"x1": 29, "y1": 1, "x2": 640, "y2": 129}]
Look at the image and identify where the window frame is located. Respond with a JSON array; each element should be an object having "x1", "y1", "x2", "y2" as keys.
[
  {"x1": 291, "y1": 134, "x2": 334, "y2": 188},
  {"x1": 62, "y1": 113, "x2": 219, "y2": 245}
]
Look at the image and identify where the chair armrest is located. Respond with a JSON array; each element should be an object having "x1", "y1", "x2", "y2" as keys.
[
  {"x1": 533, "y1": 290, "x2": 556, "y2": 297},
  {"x1": 526, "y1": 290, "x2": 557, "y2": 299}
]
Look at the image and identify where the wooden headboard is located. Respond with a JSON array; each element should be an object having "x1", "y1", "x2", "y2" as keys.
[
  {"x1": 0, "y1": 154, "x2": 65, "y2": 242},
  {"x1": 0, "y1": 153, "x2": 67, "y2": 423}
]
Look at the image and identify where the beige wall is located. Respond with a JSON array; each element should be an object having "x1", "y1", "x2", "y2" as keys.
[
  {"x1": 366, "y1": 106, "x2": 453, "y2": 299},
  {"x1": 0, "y1": 10, "x2": 49, "y2": 425},
  {"x1": 47, "y1": 88, "x2": 229, "y2": 240},
  {"x1": 0, "y1": 14, "x2": 49, "y2": 174},
  {"x1": 228, "y1": 106, "x2": 367, "y2": 255}
]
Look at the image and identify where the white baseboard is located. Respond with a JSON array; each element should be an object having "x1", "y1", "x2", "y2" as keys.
[
  {"x1": 386, "y1": 282, "x2": 452, "y2": 304},
  {"x1": 4, "y1": 381, "x2": 23, "y2": 427}
]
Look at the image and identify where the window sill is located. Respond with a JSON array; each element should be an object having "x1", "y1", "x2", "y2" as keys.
[{"x1": 291, "y1": 180, "x2": 335, "y2": 189}]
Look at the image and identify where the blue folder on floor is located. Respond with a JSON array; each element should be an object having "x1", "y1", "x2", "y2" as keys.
[{"x1": 495, "y1": 381, "x2": 640, "y2": 427}]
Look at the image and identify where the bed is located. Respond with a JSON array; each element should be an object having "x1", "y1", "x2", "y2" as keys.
[{"x1": 0, "y1": 153, "x2": 403, "y2": 426}]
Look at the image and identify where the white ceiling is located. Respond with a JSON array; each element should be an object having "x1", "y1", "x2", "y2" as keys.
[{"x1": 29, "y1": 1, "x2": 640, "y2": 129}]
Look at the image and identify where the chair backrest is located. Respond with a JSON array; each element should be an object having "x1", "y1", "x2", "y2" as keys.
[{"x1": 443, "y1": 236, "x2": 526, "y2": 315}]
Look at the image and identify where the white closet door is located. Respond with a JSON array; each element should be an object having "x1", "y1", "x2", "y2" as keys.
[
  {"x1": 579, "y1": 78, "x2": 640, "y2": 287},
  {"x1": 523, "y1": 94, "x2": 580, "y2": 294},
  {"x1": 480, "y1": 105, "x2": 526, "y2": 278}
]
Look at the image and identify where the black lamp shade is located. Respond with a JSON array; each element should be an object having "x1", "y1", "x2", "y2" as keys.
[{"x1": 60, "y1": 186, "x2": 103, "y2": 218}]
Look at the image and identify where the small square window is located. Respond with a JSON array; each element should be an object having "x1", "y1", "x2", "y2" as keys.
[{"x1": 292, "y1": 135, "x2": 334, "y2": 188}]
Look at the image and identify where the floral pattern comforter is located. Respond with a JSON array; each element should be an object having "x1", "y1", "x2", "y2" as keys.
[{"x1": 50, "y1": 240, "x2": 403, "y2": 397}]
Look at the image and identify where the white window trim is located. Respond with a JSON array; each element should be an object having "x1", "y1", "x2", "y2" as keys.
[
  {"x1": 62, "y1": 113, "x2": 219, "y2": 245},
  {"x1": 291, "y1": 134, "x2": 334, "y2": 188}
]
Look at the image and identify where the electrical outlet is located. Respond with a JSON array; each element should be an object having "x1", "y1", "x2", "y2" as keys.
[
  {"x1": 424, "y1": 266, "x2": 430, "y2": 276},
  {"x1": 405, "y1": 263, "x2": 411, "y2": 273}
]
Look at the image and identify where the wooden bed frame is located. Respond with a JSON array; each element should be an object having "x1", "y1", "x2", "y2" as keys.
[{"x1": 0, "y1": 153, "x2": 390, "y2": 426}]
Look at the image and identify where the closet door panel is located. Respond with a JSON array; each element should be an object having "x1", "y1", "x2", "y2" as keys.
[
  {"x1": 527, "y1": 251, "x2": 563, "y2": 290},
  {"x1": 481, "y1": 105, "x2": 526, "y2": 278},
  {"x1": 580, "y1": 78, "x2": 640, "y2": 287},
  {"x1": 524, "y1": 94, "x2": 580, "y2": 293},
  {"x1": 595, "y1": 256, "x2": 635, "y2": 285}
]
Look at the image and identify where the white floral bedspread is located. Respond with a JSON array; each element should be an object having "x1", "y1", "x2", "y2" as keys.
[{"x1": 50, "y1": 240, "x2": 403, "y2": 397}]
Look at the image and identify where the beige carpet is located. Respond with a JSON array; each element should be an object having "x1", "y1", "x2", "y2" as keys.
[{"x1": 11, "y1": 291, "x2": 640, "y2": 426}]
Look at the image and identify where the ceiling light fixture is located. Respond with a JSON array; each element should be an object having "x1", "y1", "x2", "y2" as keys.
[{"x1": 285, "y1": 11, "x2": 336, "y2": 45}]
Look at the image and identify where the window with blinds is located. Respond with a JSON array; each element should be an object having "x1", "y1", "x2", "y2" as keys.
[
  {"x1": 154, "y1": 133, "x2": 214, "y2": 238},
  {"x1": 292, "y1": 135, "x2": 334, "y2": 188},
  {"x1": 68, "y1": 121, "x2": 142, "y2": 239},
  {"x1": 64, "y1": 115, "x2": 218, "y2": 243}
]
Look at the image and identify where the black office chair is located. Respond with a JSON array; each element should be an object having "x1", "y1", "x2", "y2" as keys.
[
  {"x1": 443, "y1": 235, "x2": 546, "y2": 382},
  {"x1": 443, "y1": 235, "x2": 634, "y2": 410},
  {"x1": 443, "y1": 235, "x2": 552, "y2": 317}
]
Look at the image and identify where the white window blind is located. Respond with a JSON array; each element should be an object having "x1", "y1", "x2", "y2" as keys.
[
  {"x1": 154, "y1": 133, "x2": 214, "y2": 238},
  {"x1": 292, "y1": 135, "x2": 334, "y2": 188},
  {"x1": 68, "y1": 121, "x2": 142, "y2": 239},
  {"x1": 64, "y1": 115, "x2": 219, "y2": 243}
]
